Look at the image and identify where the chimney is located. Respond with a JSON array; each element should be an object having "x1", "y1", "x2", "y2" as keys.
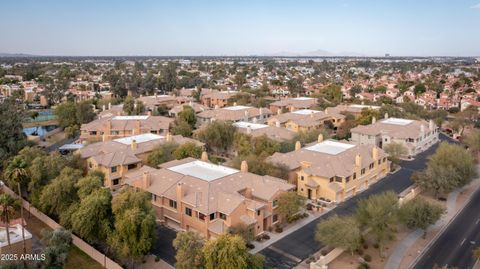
[
  {"x1": 384, "y1": 112, "x2": 389, "y2": 119},
  {"x1": 189, "y1": 100, "x2": 193, "y2": 106},
  {"x1": 102, "y1": 104, "x2": 106, "y2": 111},
  {"x1": 429, "y1": 119, "x2": 434, "y2": 130},
  {"x1": 176, "y1": 183, "x2": 184, "y2": 201},
  {"x1": 252, "y1": 117, "x2": 258, "y2": 123},
  {"x1": 275, "y1": 121, "x2": 280, "y2": 127},
  {"x1": 166, "y1": 132, "x2": 173, "y2": 142},
  {"x1": 234, "y1": 102, "x2": 237, "y2": 106},
  {"x1": 240, "y1": 160, "x2": 248, "y2": 173},
  {"x1": 277, "y1": 109, "x2": 282, "y2": 115},
  {"x1": 147, "y1": 110, "x2": 152, "y2": 116},
  {"x1": 136, "y1": 120, "x2": 141, "y2": 134},
  {"x1": 214, "y1": 104, "x2": 219, "y2": 109},
  {"x1": 355, "y1": 154, "x2": 362, "y2": 167},
  {"x1": 201, "y1": 151, "x2": 209, "y2": 161},
  {"x1": 247, "y1": 126, "x2": 252, "y2": 134},
  {"x1": 244, "y1": 110, "x2": 249, "y2": 122},
  {"x1": 324, "y1": 108, "x2": 329, "y2": 114},
  {"x1": 244, "y1": 188, "x2": 252, "y2": 199},
  {"x1": 108, "y1": 102, "x2": 111, "y2": 110},
  {"x1": 259, "y1": 108, "x2": 263, "y2": 115},
  {"x1": 102, "y1": 133, "x2": 107, "y2": 142},
  {"x1": 295, "y1": 141, "x2": 301, "y2": 151},
  {"x1": 372, "y1": 117, "x2": 376, "y2": 124},
  {"x1": 372, "y1": 146, "x2": 379, "y2": 160},
  {"x1": 318, "y1": 134, "x2": 324, "y2": 143},
  {"x1": 131, "y1": 139, "x2": 137, "y2": 150},
  {"x1": 420, "y1": 124, "x2": 425, "y2": 134},
  {"x1": 142, "y1": 171, "x2": 150, "y2": 188}
]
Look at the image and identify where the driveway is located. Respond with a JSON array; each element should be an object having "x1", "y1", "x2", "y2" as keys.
[
  {"x1": 151, "y1": 225, "x2": 177, "y2": 266},
  {"x1": 260, "y1": 134, "x2": 454, "y2": 269}
]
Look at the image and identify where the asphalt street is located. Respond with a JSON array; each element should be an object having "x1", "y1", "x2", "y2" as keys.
[
  {"x1": 260, "y1": 135, "x2": 452, "y2": 269},
  {"x1": 412, "y1": 187, "x2": 480, "y2": 269}
]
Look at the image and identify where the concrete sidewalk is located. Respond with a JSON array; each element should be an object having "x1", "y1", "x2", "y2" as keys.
[{"x1": 385, "y1": 176, "x2": 480, "y2": 269}]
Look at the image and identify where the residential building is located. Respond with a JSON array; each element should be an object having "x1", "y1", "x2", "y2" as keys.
[
  {"x1": 80, "y1": 115, "x2": 174, "y2": 142},
  {"x1": 196, "y1": 105, "x2": 272, "y2": 126},
  {"x1": 168, "y1": 101, "x2": 209, "y2": 117},
  {"x1": 266, "y1": 109, "x2": 345, "y2": 133},
  {"x1": 232, "y1": 121, "x2": 296, "y2": 142},
  {"x1": 200, "y1": 90, "x2": 238, "y2": 108},
  {"x1": 267, "y1": 137, "x2": 389, "y2": 202},
  {"x1": 327, "y1": 104, "x2": 381, "y2": 118},
  {"x1": 350, "y1": 116, "x2": 439, "y2": 157},
  {"x1": 269, "y1": 97, "x2": 317, "y2": 114},
  {"x1": 124, "y1": 156, "x2": 294, "y2": 239},
  {"x1": 79, "y1": 133, "x2": 203, "y2": 189}
]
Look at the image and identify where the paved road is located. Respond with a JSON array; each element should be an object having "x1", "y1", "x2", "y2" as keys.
[
  {"x1": 260, "y1": 134, "x2": 452, "y2": 269},
  {"x1": 412, "y1": 187, "x2": 480, "y2": 269}
]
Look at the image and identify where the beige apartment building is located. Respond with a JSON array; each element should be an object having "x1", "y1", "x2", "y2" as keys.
[
  {"x1": 350, "y1": 116, "x2": 439, "y2": 158},
  {"x1": 124, "y1": 156, "x2": 294, "y2": 239},
  {"x1": 269, "y1": 97, "x2": 317, "y2": 114},
  {"x1": 232, "y1": 121, "x2": 296, "y2": 142},
  {"x1": 328, "y1": 104, "x2": 381, "y2": 118},
  {"x1": 268, "y1": 137, "x2": 390, "y2": 202},
  {"x1": 200, "y1": 90, "x2": 238, "y2": 108},
  {"x1": 196, "y1": 105, "x2": 272, "y2": 126},
  {"x1": 79, "y1": 133, "x2": 203, "y2": 190},
  {"x1": 267, "y1": 109, "x2": 345, "y2": 133},
  {"x1": 80, "y1": 115, "x2": 174, "y2": 142}
]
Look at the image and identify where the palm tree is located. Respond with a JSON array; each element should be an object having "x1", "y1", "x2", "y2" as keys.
[
  {"x1": 4, "y1": 156, "x2": 28, "y2": 191},
  {"x1": 0, "y1": 193, "x2": 20, "y2": 251}
]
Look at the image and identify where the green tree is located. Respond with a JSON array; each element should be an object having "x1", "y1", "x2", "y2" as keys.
[
  {"x1": 109, "y1": 188, "x2": 156, "y2": 264},
  {"x1": 147, "y1": 142, "x2": 179, "y2": 167},
  {"x1": 178, "y1": 105, "x2": 197, "y2": 128},
  {"x1": 315, "y1": 215, "x2": 362, "y2": 255},
  {"x1": 71, "y1": 188, "x2": 112, "y2": 243},
  {"x1": 172, "y1": 120, "x2": 193, "y2": 137},
  {"x1": 173, "y1": 142, "x2": 203, "y2": 160},
  {"x1": 173, "y1": 231, "x2": 205, "y2": 269},
  {"x1": 356, "y1": 109, "x2": 381, "y2": 125},
  {"x1": 203, "y1": 234, "x2": 249, "y2": 269},
  {"x1": 276, "y1": 192, "x2": 306, "y2": 222},
  {"x1": 0, "y1": 194, "x2": 20, "y2": 250},
  {"x1": 38, "y1": 167, "x2": 82, "y2": 217},
  {"x1": 398, "y1": 198, "x2": 444, "y2": 238},
  {"x1": 0, "y1": 98, "x2": 27, "y2": 162},
  {"x1": 196, "y1": 121, "x2": 236, "y2": 153},
  {"x1": 4, "y1": 156, "x2": 28, "y2": 190},
  {"x1": 75, "y1": 101, "x2": 96, "y2": 124},
  {"x1": 55, "y1": 102, "x2": 77, "y2": 129},
  {"x1": 123, "y1": 96, "x2": 135, "y2": 115},
  {"x1": 228, "y1": 223, "x2": 254, "y2": 243},
  {"x1": 464, "y1": 129, "x2": 480, "y2": 159},
  {"x1": 356, "y1": 191, "x2": 398, "y2": 257},
  {"x1": 247, "y1": 254, "x2": 266, "y2": 269},
  {"x1": 41, "y1": 228, "x2": 72, "y2": 269},
  {"x1": 383, "y1": 142, "x2": 408, "y2": 167},
  {"x1": 75, "y1": 172, "x2": 104, "y2": 199},
  {"x1": 413, "y1": 142, "x2": 477, "y2": 197}
]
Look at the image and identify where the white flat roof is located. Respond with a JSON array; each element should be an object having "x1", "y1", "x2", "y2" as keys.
[
  {"x1": 112, "y1": 115, "x2": 149, "y2": 120},
  {"x1": 349, "y1": 104, "x2": 381, "y2": 109},
  {"x1": 233, "y1": 121, "x2": 268, "y2": 130},
  {"x1": 293, "y1": 97, "x2": 314, "y2": 101},
  {"x1": 223, "y1": 105, "x2": 251, "y2": 111},
  {"x1": 292, "y1": 109, "x2": 321, "y2": 115},
  {"x1": 168, "y1": 160, "x2": 238, "y2": 181},
  {"x1": 381, "y1": 118, "x2": 414, "y2": 126},
  {"x1": 305, "y1": 140, "x2": 355, "y2": 155},
  {"x1": 114, "y1": 133, "x2": 164, "y2": 145}
]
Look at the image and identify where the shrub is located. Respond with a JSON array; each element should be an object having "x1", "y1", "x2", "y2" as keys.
[
  {"x1": 262, "y1": 234, "x2": 270, "y2": 240},
  {"x1": 373, "y1": 243, "x2": 380, "y2": 249},
  {"x1": 154, "y1": 256, "x2": 160, "y2": 262},
  {"x1": 356, "y1": 249, "x2": 364, "y2": 255},
  {"x1": 363, "y1": 243, "x2": 368, "y2": 249},
  {"x1": 320, "y1": 249, "x2": 329, "y2": 256},
  {"x1": 306, "y1": 203, "x2": 313, "y2": 210},
  {"x1": 275, "y1": 225, "x2": 283, "y2": 233},
  {"x1": 246, "y1": 242, "x2": 255, "y2": 249},
  {"x1": 363, "y1": 254, "x2": 372, "y2": 262},
  {"x1": 302, "y1": 212, "x2": 309, "y2": 218},
  {"x1": 255, "y1": 236, "x2": 262, "y2": 242}
]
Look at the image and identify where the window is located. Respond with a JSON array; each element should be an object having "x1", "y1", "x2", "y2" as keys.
[
  {"x1": 88, "y1": 162, "x2": 93, "y2": 169},
  {"x1": 300, "y1": 175, "x2": 304, "y2": 181},
  {"x1": 378, "y1": 159, "x2": 381, "y2": 165},
  {"x1": 90, "y1": 131, "x2": 97, "y2": 135},
  {"x1": 111, "y1": 131, "x2": 119, "y2": 135},
  {"x1": 369, "y1": 163, "x2": 374, "y2": 169},
  {"x1": 127, "y1": 163, "x2": 137, "y2": 170},
  {"x1": 198, "y1": 213, "x2": 205, "y2": 221},
  {"x1": 383, "y1": 157, "x2": 387, "y2": 162},
  {"x1": 169, "y1": 199, "x2": 177, "y2": 209},
  {"x1": 335, "y1": 177, "x2": 342, "y2": 183},
  {"x1": 185, "y1": 207, "x2": 192, "y2": 217},
  {"x1": 353, "y1": 173, "x2": 357, "y2": 180},
  {"x1": 272, "y1": 214, "x2": 278, "y2": 223},
  {"x1": 257, "y1": 210, "x2": 261, "y2": 216},
  {"x1": 210, "y1": 213, "x2": 215, "y2": 220},
  {"x1": 329, "y1": 177, "x2": 334, "y2": 183},
  {"x1": 112, "y1": 179, "x2": 119, "y2": 185},
  {"x1": 361, "y1": 168, "x2": 366, "y2": 175},
  {"x1": 153, "y1": 194, "x2": 157, "y2": 202},
  {"x1": 273, "y1": 199, "x2": 278, "y2": 207},
  {"x1": 219, "y1": 213, "x2": 226, "y2": 220},
  {"x1": 150, "y1": 130, "x2": 157, "y2": 134},
  {"x1": 346, "y1": 176, "x2": 351, "y2": 183},
  {"x1": 111, "y1": 166, "x2": 117, "y2": 173}
]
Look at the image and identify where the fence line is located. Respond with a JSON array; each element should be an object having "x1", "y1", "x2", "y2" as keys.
[{"x1": 1, "y1": 184, "x2": 123, "y2": 269}]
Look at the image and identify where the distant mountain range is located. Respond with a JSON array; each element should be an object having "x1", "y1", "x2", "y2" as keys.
[
  {"x1": 0, "y1": 53, "x2": 37, "y2": 57},
  {"x1": 265, "y1": 49, "x2": 365, "y2": 57}
]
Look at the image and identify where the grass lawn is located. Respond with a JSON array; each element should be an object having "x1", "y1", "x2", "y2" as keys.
[{"x1": 65, "y1": 245, "x2": 103, "y2": 269}]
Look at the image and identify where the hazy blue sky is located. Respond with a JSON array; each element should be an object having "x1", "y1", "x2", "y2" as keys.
[{"x1": 1, "y1": 0, "x2": 479, "y2": 56}]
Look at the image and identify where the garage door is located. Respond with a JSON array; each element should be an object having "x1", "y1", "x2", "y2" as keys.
[{"x1": 165, "y1": 217, "x2": 181, "y2": 230}]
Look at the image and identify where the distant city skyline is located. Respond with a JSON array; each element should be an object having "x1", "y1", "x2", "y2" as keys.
[{"x1": 1, "y1": 0, "x2": 479, "y2": 57}]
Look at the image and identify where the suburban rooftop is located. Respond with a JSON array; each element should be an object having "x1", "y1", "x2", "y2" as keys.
[
  {"x1": 114, "y1": 133, "x2": 164, "y2": 145},
  {"x1": 381, "y1": 118, "x2": 414, "y2": 126},
  {"x1": 305, "y1": 140, "x2": 356, "y2": 155},
  {"x1": 112, "y1": 115, "x2": 150, "y2": 120},
  {"x1": 233, "y1": 121, "x2": 269, "y2": 130},
  {"x1": 167, "y1": 160, "x2": 239, "y2": 181}
]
